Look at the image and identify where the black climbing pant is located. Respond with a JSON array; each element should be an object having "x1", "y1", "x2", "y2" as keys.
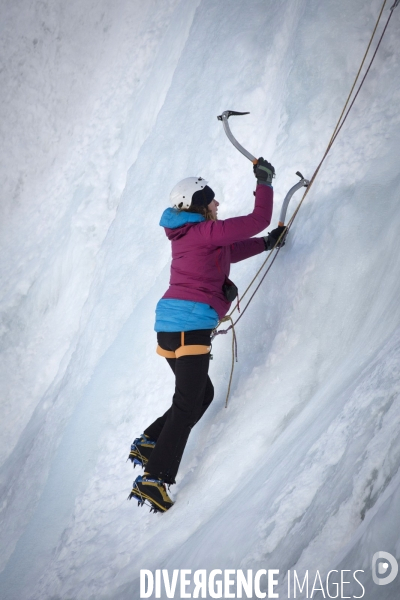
[{"x1": 144, "y1": 329, "x2": 214, "y2": 484}]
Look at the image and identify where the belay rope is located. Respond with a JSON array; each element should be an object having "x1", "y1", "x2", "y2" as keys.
[{"x1": 213, "y1": 0, "x2": 399, "y2": 408}]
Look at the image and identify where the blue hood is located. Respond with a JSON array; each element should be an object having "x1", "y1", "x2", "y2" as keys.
[{"x1": 159, "y1": 208, "x2": 205, "y2": 229}]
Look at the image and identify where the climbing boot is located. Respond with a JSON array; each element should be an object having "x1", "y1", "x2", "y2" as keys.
[
  {"x1": 128, "y1": 434, "x2": 155, "y2": 468},
  {"x1": 128, "y1": 475, "x2": 174, "y2": 513}
]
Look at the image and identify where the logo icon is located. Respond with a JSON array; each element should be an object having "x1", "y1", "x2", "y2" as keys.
[{"x1": 372, "y1": 551, "x2": 398, "y2": 586}]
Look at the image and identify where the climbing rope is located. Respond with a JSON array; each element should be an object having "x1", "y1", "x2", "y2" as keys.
[{"x1": 215, "y1": 0, "x2": 398, "y2": 406}]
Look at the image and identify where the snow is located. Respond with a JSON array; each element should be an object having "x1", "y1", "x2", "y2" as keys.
[{"x1": 0, "y1": 0, "x2": 400, "y2": 598}]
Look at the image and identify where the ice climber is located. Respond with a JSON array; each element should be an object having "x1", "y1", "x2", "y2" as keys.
[{"x1": 128, "y1": 158, "x2": 286, "y2": 512}]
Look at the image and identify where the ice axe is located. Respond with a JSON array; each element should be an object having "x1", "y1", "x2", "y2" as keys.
[{"x1": 217, "y1": 110, "x2": 309, "y2": 226}]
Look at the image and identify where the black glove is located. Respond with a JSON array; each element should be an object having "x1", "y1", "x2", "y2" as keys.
[
  {"x1": 253, "y1": 157, "x2": 275, "y2": 185},
  {"x1": 263, "y1": 226, "x2": 287, "y2": 250}
]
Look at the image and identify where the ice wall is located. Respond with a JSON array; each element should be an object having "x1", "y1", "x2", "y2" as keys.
[{"x1": 0, "y1": 0, "x2": 399, "y2": 598}]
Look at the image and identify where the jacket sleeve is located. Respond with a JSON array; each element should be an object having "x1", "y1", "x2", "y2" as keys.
[
  {"x1": 230, "y1": 237, "x2": 265, "y2": 263},
  {"x1": 192, "y1": 184, "x2": 273, "y2": 246}
]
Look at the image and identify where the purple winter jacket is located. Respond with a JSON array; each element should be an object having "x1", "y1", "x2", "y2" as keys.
[{"x1": 161, "y1": 184, "x2": 273, "y2": 320}]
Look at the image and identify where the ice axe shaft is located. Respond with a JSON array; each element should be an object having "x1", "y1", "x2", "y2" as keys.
[
  {"x1": 217, "y1": 111, "x2": 309, "y2": 225},
  {"x1": 217, "y1": 111, "x2": 257, "y2": 163},
  {"x1": 278, "y1": 172, "x2": 309, "y2": 226}
]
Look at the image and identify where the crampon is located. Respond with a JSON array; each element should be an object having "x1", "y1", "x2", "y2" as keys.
[{"x1": 128, "y1": 475, "x2": 174, "y2": 513}]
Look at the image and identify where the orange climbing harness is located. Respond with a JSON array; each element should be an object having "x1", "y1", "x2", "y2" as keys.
[{"x1": 156, "y1": 331, "x2": 211, "y2": 359}]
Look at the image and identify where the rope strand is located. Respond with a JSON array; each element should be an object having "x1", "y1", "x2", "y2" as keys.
[{"x1": 214, "y1": 0, "x2": 397, "y2": 406}]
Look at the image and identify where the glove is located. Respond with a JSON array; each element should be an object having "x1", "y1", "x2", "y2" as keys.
[
  {"x1": 263, "y1": 226, "x2": 287, "y2": 250},
  {"x1": 253, "y1": 157, "x2": 275, "y2": 185}
]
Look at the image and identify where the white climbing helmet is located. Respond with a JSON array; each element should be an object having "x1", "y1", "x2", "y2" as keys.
[{"x1": 169, "y1": 177, "x2": 209, "y2": 209}]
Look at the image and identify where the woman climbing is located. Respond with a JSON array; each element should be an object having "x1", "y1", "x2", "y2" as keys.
[{"x1": 128, "y1": 158, "x2": 285, "y2": 512}]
